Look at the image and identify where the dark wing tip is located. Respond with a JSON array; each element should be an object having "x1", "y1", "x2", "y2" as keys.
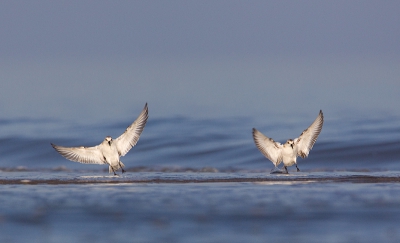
[
  {"x1": 142, "y1": 103, "x2": 149, "y2": 120},
  {"x1": 318, "y1": 110, "x2": 324, "y2": 127},
  {"x1": 51, "y1": 143, "x2": 63, "y2": 154},
  {"x1": 252, "y1": 128, "x2": 259, "y2": 138},
  {"x1": 142, "y1": 103, "x2": 149, "y2": 124}
]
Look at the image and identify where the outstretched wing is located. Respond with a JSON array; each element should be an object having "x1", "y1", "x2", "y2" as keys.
[
  {"x1": 115, "y1": 103, "x2": 149, "y2": 156},
  {"x1": 294, "y1": 110, "x2": 324, "y2": 158},
  {"x1": 51, "y1": 143, "x2": 106, "y2": 164},
  {"x1": 252, "y1": 128, "x2": 283, "y2": 166}
]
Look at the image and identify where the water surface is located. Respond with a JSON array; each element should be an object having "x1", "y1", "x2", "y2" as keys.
[{"x1": 0, "y1": 115, "x2": 399, "y2": 242}]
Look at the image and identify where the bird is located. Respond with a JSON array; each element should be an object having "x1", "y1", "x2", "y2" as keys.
[
  {"x1": 252, "y1": 110, "x2": 323, "y2": 174},
  {"x1": 51, "y1": 103, "x2": 149, "y2": 175}
]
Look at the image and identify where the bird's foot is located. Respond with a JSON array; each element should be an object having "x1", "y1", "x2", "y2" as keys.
[
  {"x1": 270, "y1": 166, "x2": 287, "y2": 174},
  {"x1": 284, "y1": 166, "x2": 289, "y2": 174}
]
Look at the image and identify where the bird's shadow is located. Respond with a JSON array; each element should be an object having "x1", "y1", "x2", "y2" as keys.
[{"x1": 270, "y1": 168, "x2": 289, "y2": 174}]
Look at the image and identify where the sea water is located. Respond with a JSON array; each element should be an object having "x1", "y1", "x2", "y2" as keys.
[{"x1": 0, "y1": 115, "x2": 399, "y2": 242}]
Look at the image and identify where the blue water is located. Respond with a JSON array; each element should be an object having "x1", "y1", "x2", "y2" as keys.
[
  {"x1": 0, "y1": 114, "x2": 400, "y2": 242},
  {"x1": 1, "y1": 114, "x2": 400, "y2": 172}
]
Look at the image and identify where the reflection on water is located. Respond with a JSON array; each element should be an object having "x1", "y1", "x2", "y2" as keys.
[{"x1": 254, "y1": 181, "x2": 316, "y2": 185}]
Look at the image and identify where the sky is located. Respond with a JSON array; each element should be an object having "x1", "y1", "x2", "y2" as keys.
[{"x1": 0, "y1": 0, "x2": 399, "y2": 124}]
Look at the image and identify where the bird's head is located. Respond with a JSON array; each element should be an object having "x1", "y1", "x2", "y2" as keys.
[
  {"x1": 286, "y1": 139, "x2": 294, "y2": 149},
  {"x1": 105, "y1": 136, "x2": 113, "y2": 146}
]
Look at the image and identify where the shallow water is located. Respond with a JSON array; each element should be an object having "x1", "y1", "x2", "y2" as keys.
[
  {"x1": 0, "y1": 116, "x2": 400, "y2": 242},
  {"x1": 1, "y1": 172, "x2": 400, "y2": 243}
]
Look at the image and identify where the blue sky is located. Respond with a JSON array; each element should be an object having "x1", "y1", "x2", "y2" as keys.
[{"x1": 1, "y1": 1, "x2": 399, "y2": 123}]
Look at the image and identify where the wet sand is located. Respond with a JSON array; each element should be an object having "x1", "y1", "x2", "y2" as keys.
[{"x1": 1, "y1": 171, "x2": 399, "y2": 184}]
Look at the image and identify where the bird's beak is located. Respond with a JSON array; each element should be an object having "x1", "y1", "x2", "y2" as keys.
[
  {"x1": 290, "y1": 144, "x2": 294, "y2": 149},
  {"x1": 108, "y1": 140, "x2": 112, "y2": 146}
]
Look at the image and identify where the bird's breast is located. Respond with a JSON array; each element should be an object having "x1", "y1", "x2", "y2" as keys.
[
  {"x1": 101, "y1": 145, "x2": 120, "y2": 164},
  {"x1": 282, "y1": 145, "x2": 297, "y2": 166}
]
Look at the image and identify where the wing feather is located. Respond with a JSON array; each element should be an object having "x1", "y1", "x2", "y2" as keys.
[
  {"x1": 295, "y1": 110, "x2": 324, "y2": 158},
  {"x1": 252, "y1": 128, "x2": 283, "y2": 166},
  {"x1": 51, "y1": 143, "x2": 105, "y2": 164},
  {"x1": 115, "y1": 103, "x2": 149, "y2": 156}
]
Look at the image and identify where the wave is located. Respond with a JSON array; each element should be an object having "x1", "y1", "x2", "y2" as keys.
[{"x1": 0, "y1": 116, "x2": 399, "y2": 171}]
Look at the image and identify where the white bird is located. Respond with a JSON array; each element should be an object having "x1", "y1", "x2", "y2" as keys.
[
  {"x1": 51, "y1": 103, "x2": 149, "y2": 175},
  {"x1": 252, "y1": 110, "x2": 324, "y2": 173}
]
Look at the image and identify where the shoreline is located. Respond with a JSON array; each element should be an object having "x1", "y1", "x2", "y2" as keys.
[{"x1": 1, "y1": 171, "x2": 399, "y2": 185}]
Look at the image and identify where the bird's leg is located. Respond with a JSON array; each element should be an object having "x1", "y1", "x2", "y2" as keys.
[
  {"x1": 295, "y1": 164, "x2": 300, "y2": 172},
  {"x1": 111, "y1": 166, "x2": 117, "y2": 176},
  {"x1": 284, "y1": 166, "x2": 288, "y2": 174},
  {"x1": 105, "y1": 158, "x2": 117, "y2": 175},
  {"x1": 119, "y1": 162, "x2": 126, "y2": 173}
]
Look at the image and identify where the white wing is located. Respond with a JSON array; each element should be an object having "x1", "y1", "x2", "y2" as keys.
[
  {"x1": 51, "y1": 143, "x2": 106, "y2": 164},
  {"x1": 115, "y1": 103, "x2": 149, "y2": 156},
  {"x1": 294, "y1": 110, "x2": 324, "y2": 158},
  {"x1": 252, "y1": 128, "x2": 283, "y2": 166}
]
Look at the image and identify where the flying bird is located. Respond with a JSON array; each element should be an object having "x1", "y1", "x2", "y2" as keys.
[
  {"x1": 51, "y1": 103, "x2": 149, "y2": 175},
  {"x1": 252, "y1": 110, "x2": 323, "y2": 173}
]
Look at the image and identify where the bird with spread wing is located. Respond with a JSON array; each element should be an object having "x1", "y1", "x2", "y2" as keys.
[
  {"x1": 252, "y1": 110, "x2": 324, "y2": 173},
  {"x1": 51, "y1": 103, "x2": 149, "y2": 175}
]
